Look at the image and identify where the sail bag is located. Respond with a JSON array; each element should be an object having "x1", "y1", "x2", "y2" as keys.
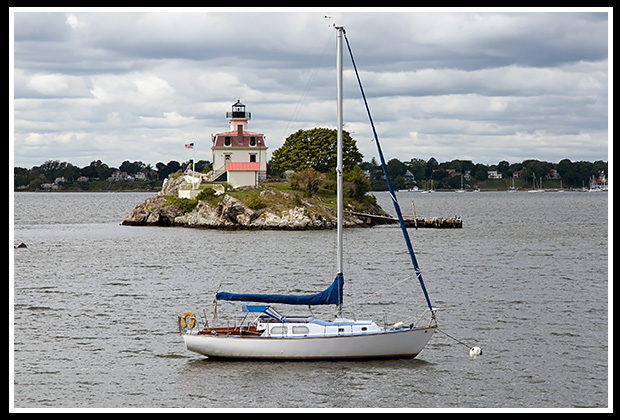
[{"x1": 216, "y1": 273, "x2": 343, "y2": 306}]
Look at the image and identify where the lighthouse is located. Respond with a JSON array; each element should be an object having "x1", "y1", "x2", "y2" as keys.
[
  {"x1": 211, "y1": 100, "x2": 268, "y2": 187},
  {"x1": 227, "y1": 99, "x2": 251, "y2": 131}
]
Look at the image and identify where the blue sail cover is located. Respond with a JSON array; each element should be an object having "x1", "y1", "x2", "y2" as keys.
[{"x1": 216, "y1": 273, "x2": 343, "y2": 306}]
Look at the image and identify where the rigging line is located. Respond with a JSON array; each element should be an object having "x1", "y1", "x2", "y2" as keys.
[
  {"x1": 279, "y1": 30, "x2": 335, "y2": 144},
  {"x1": 343, "y1": 33, "x2": 434, "y2": 314},
  {"x1": 436, "y1": 328, "x2": 479, "y2": 351}
]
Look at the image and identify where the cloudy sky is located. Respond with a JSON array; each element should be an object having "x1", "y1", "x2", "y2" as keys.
[{"x1": 11, "y1": 8, "x2": 611, "y2": 170}]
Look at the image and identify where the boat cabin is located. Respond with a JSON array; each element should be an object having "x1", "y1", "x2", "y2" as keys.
[{"x1": 192, "y1": 305, "x2": 383, "y2": 338}]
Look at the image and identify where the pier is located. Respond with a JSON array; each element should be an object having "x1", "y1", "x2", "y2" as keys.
[{"x1": 348, "y1": 211, "x2": 462, "y2": 229}]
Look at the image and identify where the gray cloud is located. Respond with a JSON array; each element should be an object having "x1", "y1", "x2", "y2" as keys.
[{"x1": 11, "y1": 9, "x2": 609, "y2": 169}]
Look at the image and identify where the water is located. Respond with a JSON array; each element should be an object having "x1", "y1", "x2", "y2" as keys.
[{"x1": 12, "y1": 191, "x2": 609, "y2": 409}]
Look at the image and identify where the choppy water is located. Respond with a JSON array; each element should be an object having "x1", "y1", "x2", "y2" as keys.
[{"x1": 12, "y1": 190, "x2": 609, "y2": 409}]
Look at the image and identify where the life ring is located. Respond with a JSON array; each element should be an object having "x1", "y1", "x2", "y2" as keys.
[{"x1": 180, "y1": 311, "x2": 196, "y2": 329}]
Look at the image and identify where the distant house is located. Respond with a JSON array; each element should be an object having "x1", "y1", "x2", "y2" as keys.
[
  {"x1": 40, "y1": 183, "x2": 58, "y2": 191},
  {"x1": 487, "y1": 171, "x2": 502, "y2": 179},
  {"x1": 133, "y1": 172, "x2": 147, "y2": 181},
  {"x1": 109, "y1": 170, "x2": 128, "y2": 181}
]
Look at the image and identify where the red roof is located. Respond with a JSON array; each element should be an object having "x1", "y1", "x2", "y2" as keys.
[
  {"x1": 212, "y1": 131, "x2": 266, "y2": 148},
  {"x1": 226, "y1": 162, "x2": 260, "y2": 171}
]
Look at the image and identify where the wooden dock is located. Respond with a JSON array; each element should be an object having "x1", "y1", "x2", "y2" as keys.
[{"x1": 348, "y1": 211, "x2": 462, "y2": 229}]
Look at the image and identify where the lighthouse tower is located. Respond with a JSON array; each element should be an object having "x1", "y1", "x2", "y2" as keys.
[
  {"x1": 226, "y1": 99, "x2": 251, "y2": 132},
  {"x1": 211, "y1": 100, "x2": 268, "y2": 187}
]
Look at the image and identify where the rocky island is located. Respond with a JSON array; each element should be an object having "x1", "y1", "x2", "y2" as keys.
[{"x1": 122, "y1": 174, "x2": 391, "y2": 230}]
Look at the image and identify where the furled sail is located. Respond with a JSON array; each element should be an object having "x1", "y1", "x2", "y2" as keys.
[{"x1": 215, "y1": 273, "x2": 343, "y2": 306}]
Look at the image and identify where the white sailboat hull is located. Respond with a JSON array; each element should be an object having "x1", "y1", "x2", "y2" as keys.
[{"x1": 183, "y1": 326, "x2": 436, "y2": 360}]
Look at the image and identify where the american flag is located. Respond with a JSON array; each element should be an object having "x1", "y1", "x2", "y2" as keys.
[{"x1": 184, "y1": 143, "x2": 194, "y2": 149}]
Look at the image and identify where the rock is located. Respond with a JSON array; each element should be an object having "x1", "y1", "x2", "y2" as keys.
[
  {"x1": 123, "y1": 187, "x2": 386, "y2": 230},
  {"x1": 122, "y1": 195, "x2": 182, "y2": 227},
  {"x1": 175, "y1": 201, "x2": 220, "y2": 227},
  {"x1": 217, "y1": 195, "x2": 258, "y2": 226}
]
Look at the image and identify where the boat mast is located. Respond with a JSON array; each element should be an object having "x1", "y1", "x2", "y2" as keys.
[{"x1": 336, "y1": 26, "x2": 344, "y2": 278}]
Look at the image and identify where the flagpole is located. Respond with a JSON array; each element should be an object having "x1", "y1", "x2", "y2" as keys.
[{"x1": 185, "y1": 142, "x2": 196, "y2": 192}]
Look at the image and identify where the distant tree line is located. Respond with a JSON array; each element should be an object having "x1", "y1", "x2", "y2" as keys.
[
  {"x1": 268, "y1": 127, "x2": 608, "y2": 191},
  {"x1": 13, "y1": 142, "x2": 607, "y2": 192},
  {"x1": 13, "y1": 159, "x2": 212, "y2": 191},
  {"x1": 360, "y1": 157, "x2": 608, "y2": 191}
]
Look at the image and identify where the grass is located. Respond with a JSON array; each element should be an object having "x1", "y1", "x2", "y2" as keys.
[
  {"x1": 166, "y1": 181, "x2": 380, "y2": 223},
  {"x1": 166, "y1": 181, "x2": 343, "y2": 216}
]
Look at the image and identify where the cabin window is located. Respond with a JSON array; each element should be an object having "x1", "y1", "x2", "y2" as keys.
[
  {"x1": 250, "y1": 136, "x2": 256, "y2": 146},
  {"x1": 271, "y1": 326, "x2": 287, "y2": 335},
  {"x1": 292, "y1": 326, "x2": 310, "y2": 335},
  {"x1": 250, "y1": 154, "x2": 256, "y2": 163},
  {"x1": 224, "y1": 136, "x2": 231, "y2": 146}
]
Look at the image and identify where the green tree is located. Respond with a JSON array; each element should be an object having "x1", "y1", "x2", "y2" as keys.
[
  {"x1": 408, "y1": 158, "x2": 427, "y2": 181},
  {"x1": 290, "y1": 167, "x2": 326, "y2": 196},
  {"x1": 471, "y1": 163, "x2": 489, "y2": 181},
  {"x1": 343, "y1": 165, "x2": 370, "y2": 201},
  {"x1": 81, "y1": 160, "x2": 113, "y2": 180},
  {"x1": 386, "y1": 158, "x2": 405, "y2": 180},
  {"x1": 425, "y1": 157, "x2": 438, "y2": 178},
  {"x1": 497, "y1": 160, "x2": 510, "y2": 178},
  {"x1": 119, "y1": 160, "x2": 146, "y2": 175},
  {"x1": 271, "y1": 128, "x2": 363, "y2": 173}
]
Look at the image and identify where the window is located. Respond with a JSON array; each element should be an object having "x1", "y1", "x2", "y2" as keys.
[
  {"x1": 270, "y1": 326, "x2": 287, "y2": 335},
  {"x1": 250, "y1": 154, "x2": 256, "y2": 163},
  {"x1": 250, "y1": 136, "x2": 256, "y2": 146},
  {"x1": 224, "y1": 136, "x2": 231, "y2": 146},
  {"x1": 292, "y1": 326, "x2": 310, "y2": 335}
]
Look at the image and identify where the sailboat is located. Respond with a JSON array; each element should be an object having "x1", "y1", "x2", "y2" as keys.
[{"x1": 179, "y1": 26, "x2": 437, "y2": 360}]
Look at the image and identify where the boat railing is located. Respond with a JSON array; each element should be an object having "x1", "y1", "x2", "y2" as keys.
[{"x1": 409, "y1": 307, "x2": 441, "y2": 329}]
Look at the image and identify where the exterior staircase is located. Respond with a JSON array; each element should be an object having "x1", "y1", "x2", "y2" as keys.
[{"x1": 204, "y1": 166, "x2": 227, "y2": 182}]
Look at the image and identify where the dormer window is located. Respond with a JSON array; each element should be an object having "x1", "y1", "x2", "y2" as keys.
[
  {"x1": 224, "y1": 136, "x2": 231, "y2": 146},
  {"x1": 250, "y1": 136, "x2": 256, "y2": 146}
]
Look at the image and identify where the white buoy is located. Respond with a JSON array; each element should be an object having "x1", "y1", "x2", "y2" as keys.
[{"x1": 469, "y1": 346, "x2": 482, "y2": 357}]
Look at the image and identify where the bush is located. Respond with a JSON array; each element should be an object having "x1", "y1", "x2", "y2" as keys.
[
  {"x1": 196, "y1": 187, "x2": 217, "y2": 201},
  {"x1": 290, "y1": 168, "x2": 326, "y2": 196},
  {"x1": 164, "y1": 195, "x2": 198, "y2": 213},
  {"x1": 244, "y1": 191, "x2": 265, "y2": 210},
  {"x1": 343, "y1": 166, "x2": 370, "y2": 201}
]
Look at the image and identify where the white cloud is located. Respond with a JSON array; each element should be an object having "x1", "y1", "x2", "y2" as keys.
[{"x1": 65, "y1": 13, "x2": 83, "y2": 31}]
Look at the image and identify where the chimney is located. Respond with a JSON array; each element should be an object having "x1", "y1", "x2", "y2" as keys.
[{"x1": 237, "y1": 124, "x2": 243, "y2": 143}]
